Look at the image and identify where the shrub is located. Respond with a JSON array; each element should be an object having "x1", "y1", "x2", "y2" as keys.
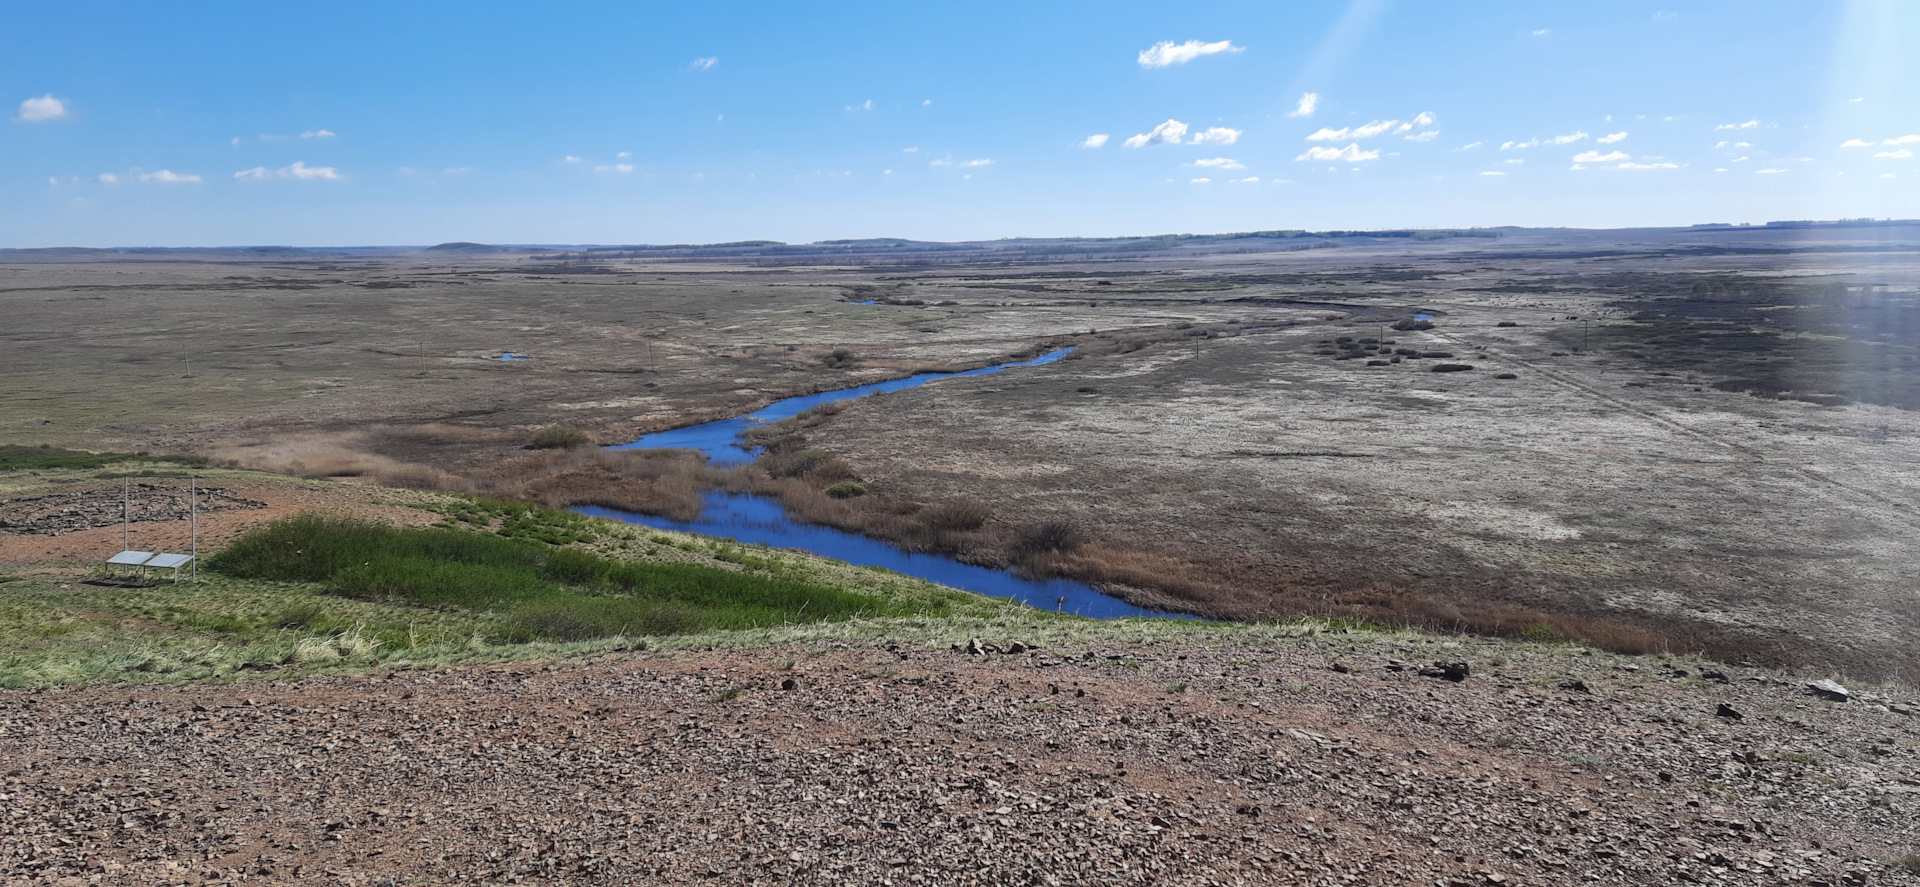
[
  {"x1": 770, "y1": 448, "x2": 835, "y2": 478},
  {"x1": 1074, "y1": 386, "x2": 1098, "y2": 393},
  {"x1": 1016, "y1": 520, "x2": 1083, "y2": 554},
  {"x1": 919, "y1": 499, "x2": 993, "y2": 531},
  {"x1": 824, "y1": 482, "x2": 867, "y2": 499},
  {"x1": 822, "y1": 349, "x2": 858, "y2": 368},
  {"x1": 1335, "y1": 336, "x2": 1354, "y2": 343},
  {"x1": 1497, "y1": 321, "x2": 1520, "y2": 327},
  {"x1": 1392, "y1": 319, "x2": 1434, "y2": 331},
  {"x1": 1431, "y1": 363, "x2": 1474, "y2": 373},
  {"x1": 1395, "y1": 348, "x2": 1419, "y2": 356},
  {"x1": 1420, "y1": 351, "x2": 1454, "y2": 359},
  {"x1": 1366, "y1": 359, "x2": 1390, "y2": 366},
  {"x1": 529, "y1": 425, "x2": 591, "y2": 449},
  {"x1": 1494, "y1": 372, "x2": 1518, "y2": 380}
]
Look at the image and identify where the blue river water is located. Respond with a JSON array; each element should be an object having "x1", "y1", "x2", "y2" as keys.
[
  {"x1": 609, "y1": 348, "x2": 1074, "y2": 465},
  {"x1": 585, "y1": 347, "x2": 1187, "y2": 619}
]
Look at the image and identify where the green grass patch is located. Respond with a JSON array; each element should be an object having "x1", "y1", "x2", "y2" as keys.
[
  {"x1": 210, "y1": 513, "x2": 911, "y2": 642},
  {"x1": 0, "y1": 444, "x2": 207, "y2": 472}
]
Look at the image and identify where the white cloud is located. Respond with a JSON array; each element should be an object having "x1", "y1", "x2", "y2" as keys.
[
  {"x1": 845, "y1": 99, "x2": 873, "y2": 111},
  {"x1": 1404, "y1": 130, "x2": 1439, "y2": 142},
  {"x1": 299, "y1": 129, "x2": 335, "y2": 139},
  {"x1": 1716, "y1": 119, "x2": 1759, "y2": 131},
  {"x1": 1081, "y1": 133, "x2": 1109, "y2": 148},
  {"x1": 1502, "y1": 131, "x2": 1586, "y2": 150},
  {"x1": 1548, "y1": 131, "x2": 1588, "y2": 145},
  {"x1": 1503, "y1": 158, "x2": 1525, "y2": 165},
  {"x1": 1850, "y1": 97, "x2": 1864, "y2": 103},
  {"x1": 1714, "y1": 168, "x2": 1728, "y2": 173},
  {"x1": 922, "y1": 99, "x2": 931, "y2": 106},
  {"x1": 903, "y1": 146, "x2": 918, "y2": 153},
  {"x1": 95, "y1": 172, "x2": 119, "y2": 184},
  {"x1": 1530, "y1": 29, "x2": 1550, "y2": 37},
  {"x1": 16, "y1": 94, "x2": 67, "y2": 122},
  {"x1": 47, "y1": 176, "x2": 57, "y2": 187},
  {"x1": 1137, "y1": 39, "x2": 1243, "y2": 68},
  {"x1": 234, "y1": 161, "x2": 339, "y2": 180},
  {"x1": 1480, "y1": 170, "x2": 1506, "y2": 176},
  {"x1": 690, "y1": 56, "x2": 718, "y2": 70},
  {"x1": 1295, "y1": 143, "x2": 1378, "y2": 162},
  {"x1": 1884, "y1": 134, "x2": 1920, "y2": 145},
  {"x1": 1840, "y1": 138, "x2": 1874, "y2": 148},
  {"x1": 1189, "y1": 177, "x2": 1211, "y2": 183},
  {"x1": 617, "y1": 151, "x2": 632, "y2": 158},
  {"x1": 1572, "y1": 150, "x2": 1629, "y2": 163},
  {"x1": 1412, "y1": 111, "x2": 1436, "y2": 127},
  {"x1": 1755, "y1": 168, "x2": 1788, "y2": 174},
  {"x1": 1731, "y1": 156, "x2": 1749, "y2": 162},
  {"x1": 1458, "y1": 141, "x2": 1483, "y2": 151},
  {"x1": 1124, "y1": 119, "x2": 1188, "y2": 148},
  {"x1": 594, "y1": 163, "x2": 635, "y2": 173},
  {"x1": 1188, "y1": 126, "x2": 1240, "y2": 145},
  {"x1": 1288, "y1": 93, "x2": 1318, "y2": 118},
  {"x1": 563, "y1": 155, "x2": 582, "y2": 163},
  {"x1": 1877, "y1": 149, "x2": 1915, "y2": 159},
  {"x1": 1654, "y1": 11, "x2": 1678, "y2": 20},
  {"x1": 1233, "y1": 176, "x2": 1260, "y2": 183},
  {"x1": 960, "y1": 158, "x2": 993, "y2": 167},
  {"x1": 1308, "y1": 120, "x2": 1398, "y2": 140},
  {"x1": 1597, "y1": 131, "x2": 1627, "y2": 144},
  {"x1": 140, "y1": 169, "x2": 202, "y2": 183},
  {"x1": 1188, "y1": 157, "x2": 1245, "y2": 169},
  {"x1": 230, "y1": 137, "x2": 240, "y2": 146},
  {"x1": 1615, "y1": 161, "x2": 1679, "y2": 169}
]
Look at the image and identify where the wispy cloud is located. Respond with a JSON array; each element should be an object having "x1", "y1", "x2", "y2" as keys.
[
  {"x1": 1308, "y1": 120, "x2": 1399, "y2": 141},
  {"x1": 1840, "y1": 138, "x2": 1875, "y2": 148},
  {"x1": 1480, "y1": 170, "x2": 1506, "y2": 176},
  {"x1": 1189, "y1": 177, "x2": 1211, "y2": 183},
  {"x1": 1124, "y1": 119, "x2": 1188, "y2": 148},
  {"x1": 690, "y1": 56, "x2": 718, "y2": 70},
  {"x1": 1502, "y1": 130, "x2": 1587, "y2": 150},
  {"x1": 845, "y1": 99, "x2": 873, "y2": 112},
  {"x1": 1885, "y1": 134, "x2": 1920, "y2": 145},
  {"x1": 15, "y1": 93, "x2": 67, "y2": 122},
  {"x1": 1597, "y1": 131, "x2": 1627, "y2": 144},
  {"x1": 1530, "y1": 29, "x2": 1550, "y2": 37},
  {"x1": 1715, "y1": 119, "x2": 1759, "y2": 131},
  {"x1": 594, "y1": 163, "x2": 634, "y2": 173},
  {"x1": 1188, "y1": 157, "x2": 1245, "y2": 169},
  {"x1": 1572, "y1": 150, "x2": 1629, "y2": 164},
  {"x1": 1287, "y1": 92, "x2": 1318, "y2": 118},
  {"x1": 1458, "y1": 141, "x2": 1483, "y2": 151},
  {"x1": 1404, "y1": 130, "x2": 1439, "y2": 142},
  {"x1": 140, "y1": 169, "x2": 202, "y2": 183},
  {"x1": 1232, "y1": 176, "x2": 1260, "y2": 183},
  {"x1": 299, "y1": 129, "x2": 335, "y2": 139},
  {"x1": 234, "y1": 161, "x2": 340, "y2": 181},
  {"x1": 1295, "y1": 143, "x2": 1379, "y2": 163},
  {"x1": 1189, "y1": 126, "x2": 1240, "y2": 145},
  {"x1": 1877, "y1": 149, "x2": 1915, "y2": 159},
  {"x1": 1615, "y1": 161, "x2": 1679, "y2": 169},
  {"x1": 1755, "y1": 168, "x2": 1788, "y2": 174},
  {"x1": 563, "y1": 155, "x2": 583, "y2": 163},
  {"x1": 1137, "y1": 39, "x2": 1243, "y2": 68},
  {"x1": 617, "y1": 151, "x2": 632, "y2": 158},
  {"x1": 1081, "y1": 133, "x2": 1109, "y2": 148},
  {"x1": 95, "y1": 173, "x2": 119, "y2": 184}
]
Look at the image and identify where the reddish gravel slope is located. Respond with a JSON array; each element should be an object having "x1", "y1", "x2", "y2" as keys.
[{"x1": 2, "y1": 636, "x2": 1916, "y2": 886}]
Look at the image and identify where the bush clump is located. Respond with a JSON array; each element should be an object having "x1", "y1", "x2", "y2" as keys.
[
  {"x1": 1494, "y1": 372, "x2": 1518, "y2": 380},
  {"x1": 1392, "y1": 318, "x2": 1435, "y2": 331},
  {"x1": 1419, "y1": 351, "x2": 1454, "y2": 359},
  {"x1": 528, "y1": 425, "x2": 592, "y2": 449},
  {"x1": 824, "y1": 482, "x2": 867, "y2": 499},
  {"x1": 1497, "y1": 321, "x2": 1520, "y2": 327},
  {"x1": 821, "y1": 349, "x2": 858, "y2": 369},
  {"x1": 0, "y1": 444, "x2": 207, "y2": 471},
  {"x1": 1015, "y1": 520, "x2": 1083, "y2": 554},
  {"x1": 1431, "y1": 363, "x2": 1475, "y2": 373}
]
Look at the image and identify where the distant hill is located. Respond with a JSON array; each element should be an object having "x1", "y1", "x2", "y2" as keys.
[{"x1": 422, "y1": 242, "x2": 502, "y2": 253}]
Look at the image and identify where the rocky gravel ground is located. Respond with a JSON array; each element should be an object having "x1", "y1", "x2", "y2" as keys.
[
  {"x1": 0, "y1": 484, "x2": 266, "y2": 537},
  {"x1": 2, "y1": 632, "x2": 1916, "y2": 886}
]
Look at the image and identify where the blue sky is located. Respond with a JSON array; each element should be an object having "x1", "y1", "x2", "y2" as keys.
[{"x1": 3, "y1": 1, "x2": 1916, "y2": 247}]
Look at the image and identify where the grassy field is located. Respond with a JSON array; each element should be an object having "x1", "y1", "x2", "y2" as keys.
[{"x1": 0, "y1": 493, "x2": 1057, "y2": 687}]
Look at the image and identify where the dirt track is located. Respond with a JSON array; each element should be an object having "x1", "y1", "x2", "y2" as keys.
[{"x1": 4, "y1": 635, "x2": 1916, "y2": 886}]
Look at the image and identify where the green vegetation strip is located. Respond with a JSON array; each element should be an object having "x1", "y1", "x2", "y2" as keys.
[
  {"x1": 0, "y1": 444, "x2": 207, "y2": 472},
  {"x1": 211, "y1": 514, "x2": 922, "y2": 643}
]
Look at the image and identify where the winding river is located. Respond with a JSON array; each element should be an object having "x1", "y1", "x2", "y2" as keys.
[{"x1": 581, "y1": 349, "x2": 1185, "y2": 619}]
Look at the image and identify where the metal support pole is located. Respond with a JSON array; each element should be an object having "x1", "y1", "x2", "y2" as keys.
[
  {"x1": 123, "y1": 478, "x2": 130, "y2": 551},
  {"x1": 190, "y1": 476, "x2": 198, "y2": 582}
]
